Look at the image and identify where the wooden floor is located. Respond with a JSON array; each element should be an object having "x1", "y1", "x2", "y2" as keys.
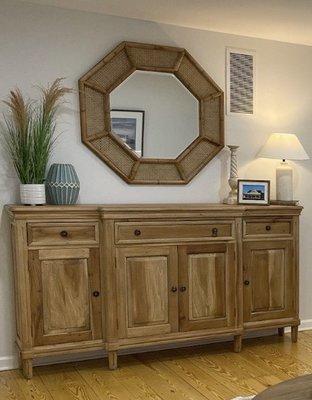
[{"x1": 2, "y1": 331, "x2": 312, "y2": 400}]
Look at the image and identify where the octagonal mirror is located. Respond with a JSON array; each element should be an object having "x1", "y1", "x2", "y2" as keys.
[
  {"x1": 79, "y1": 42, "x2": 224, "y2": 184},
  {"x1": 110, "y1": 70, "x2": 199, "y2": 158}
]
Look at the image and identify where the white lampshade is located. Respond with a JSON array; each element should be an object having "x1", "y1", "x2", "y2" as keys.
[{"x1": 258, "y1": 133, "x2": 309, "y2": 160}]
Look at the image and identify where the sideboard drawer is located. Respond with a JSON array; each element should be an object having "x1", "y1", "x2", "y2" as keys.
[
  {"x1": 115, "y1": 221, "x2": 234, "y2": 244},
  {"x1": 244, "y1": 219, "x2": 292, "y2": 237},
  {"x1": 27, "y1": 222, "x2": 99, "y2": 246}
]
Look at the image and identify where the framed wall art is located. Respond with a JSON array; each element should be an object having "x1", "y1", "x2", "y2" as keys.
[
  {"x1": 237, "y1": 179, "x2": 270, "y2": 205},
  {"x1": 111, "y1": 109, "x2": 145, "y2": 157}
]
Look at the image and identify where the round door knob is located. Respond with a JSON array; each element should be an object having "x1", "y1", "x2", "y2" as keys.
[
  {"x1": 60, "y1": 230, "x2": 68, "y2": 237},
  {"x1": 180, "y1": 286, "x2": 187, "y2": 292},
  {"x1": 266, "y1": 225, "x2": 271, "y2": 231},
  {"x1": 134, "y1": 229, "x2": 141, "y2": 236},
  {"x1": 244, "y1": 280, "x2": 250, "y2": 286},
  {"x1": 93, "y1": 291, "x2": 100, "y2": 297},
  {"x1": 212, "y1": 228, "x2": 218, "y2": 237},
  {"x1": 171, "y1": 286, "x2": 177, "y2": 292}
]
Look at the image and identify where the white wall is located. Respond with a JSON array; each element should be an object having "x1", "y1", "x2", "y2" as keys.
[
  {"x1": 110, "y1": 71, "x2": 198, "y2": 158},
  {"x1": 1, "y1": 0, "x2": 312, "y2": 369}
]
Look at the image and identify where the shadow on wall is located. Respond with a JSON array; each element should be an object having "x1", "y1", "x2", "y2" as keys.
[
  {"x1": 219, "y1": 147, "x2": 231, "y2": 202},
  {"x1": 0, "y1": 207, "x2": 17, "y2": 360},
  {"x1": 0, "y1": 143, "x2": 19, "y2": 361}
]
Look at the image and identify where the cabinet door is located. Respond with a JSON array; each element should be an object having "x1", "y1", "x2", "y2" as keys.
[
  {"x1": 243, "y1": 240, "x2": 295, "y2": 323},
  {"x1": 116, "y1": 246, "x2": 178, "y2": 338},
  {"x1": 29, "y1": 248, "x2": 102, "y2": 345},
  {"x1": 179, "y1": 243, "x2": 236, "y2": 332}
]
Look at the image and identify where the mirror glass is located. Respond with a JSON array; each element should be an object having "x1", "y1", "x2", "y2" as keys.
[{"x1": 110, "y1": 71, "x2": 199, "y2": 158}]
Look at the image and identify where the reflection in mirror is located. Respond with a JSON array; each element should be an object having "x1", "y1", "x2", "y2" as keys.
[{"x1": 110, "y1": 71, "x2": 199, "y2": 159}]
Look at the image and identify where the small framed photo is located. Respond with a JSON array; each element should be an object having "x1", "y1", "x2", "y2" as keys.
[
  {"x1": 237, "y1": 179, "x2": 270, "y2": 205},
  {"x1": 111, "y1": 109, "x2": 145, "y2": 157}
]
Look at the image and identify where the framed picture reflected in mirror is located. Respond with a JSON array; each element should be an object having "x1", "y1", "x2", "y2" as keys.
[{"x1": 111, "y1": 109, "x2": 145, "y2": 157}]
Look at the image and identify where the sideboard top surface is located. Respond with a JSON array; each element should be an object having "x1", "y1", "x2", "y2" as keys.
[{"x1": 5, "y1": 203, "x2": 303, "y2": 220}]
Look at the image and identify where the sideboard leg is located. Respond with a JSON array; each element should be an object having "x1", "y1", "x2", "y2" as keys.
[
  {"x1": 108, "y1": 350, "x2": 118, "y2": 370},
  {"x1": 22, "y1": 359, "x2": 33, "y2": 379},
  {"x1": 234, "y1": 334, "x2": 242, "y2": 353},
  {"x1": 291, "y1": 326, "x2": 299, "y2": 343},
  {"x1": 278, "y1": 327, "x2": 285, "y2": 337}
]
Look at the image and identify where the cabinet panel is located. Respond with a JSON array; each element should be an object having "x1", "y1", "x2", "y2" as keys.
[
  {"x1": 116, "y1": 246, "x2": 178, "y2": 338},
  {"x1": 115, "y1": 220, "x2": 234, "y2": 244},
  {"x1": 41, "y1": 257, "x2": 90, "y2": 335},
  {"x1": 127, "y1": 256, "x2": 169, "y2": 327},
  {"x1": 243, "y1": 240, "x2": 295, "y2": 323},
  {"x1": 251, "y1": 249, "x2": 285, "y2": 312},
  {"x1": 179, "y1": 243, "x2": 236, "y2": 332},
  {"x1": 244, "y1": 219, "x2": 292, "y2": 237},
  {"x1": 188, "y1": 252, "x2": 226, "y2": 319},
  {"x1": 29, "y1": 248, "x2": 102, "y2": 345},
  {"x1": 28, "y1": 222, "x2": 99, "y2": 246}
]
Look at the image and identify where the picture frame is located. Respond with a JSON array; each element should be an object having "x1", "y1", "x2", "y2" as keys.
[
  {"x1": 237, "y1": 179, "x2": 270, "y2": 205},
  {"x1": 110, "y1": 109, "x2": 145, "y2": 157}
]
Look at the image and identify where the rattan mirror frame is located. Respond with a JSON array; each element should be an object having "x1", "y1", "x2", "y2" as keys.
[{"x1": 79, "y1": 42, "x2": 224, "y2": 184}]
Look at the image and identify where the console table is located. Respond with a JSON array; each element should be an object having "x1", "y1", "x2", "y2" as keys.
[{"x1": 6, "y1": 204, "x2": 302, "y2": 378}]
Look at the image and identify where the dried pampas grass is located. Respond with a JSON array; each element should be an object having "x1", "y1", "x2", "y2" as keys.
[{"x1": 1, "y1": 78, "x2": 72, "y2": 184}]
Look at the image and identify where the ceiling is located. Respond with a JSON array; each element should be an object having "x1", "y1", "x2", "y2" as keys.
[{"x1": 21, "y1": 0, "x2": 312, "y2": 46}]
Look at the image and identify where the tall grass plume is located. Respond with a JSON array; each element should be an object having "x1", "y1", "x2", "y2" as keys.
[{"x1": 1, "y1": 78, "x2": 72, "y2": 184}]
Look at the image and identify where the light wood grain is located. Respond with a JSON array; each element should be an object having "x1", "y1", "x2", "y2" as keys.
[
  {"x1": 27, "y1": 222, "x2": 99, "y2": 246},
  {"x1": 116, "y1": 246, "x2": 178, "y2": 338},
  {"x1": 29, "y1": 247, "x2": 101, "y2": 347},
  {"x1": 244, "y1": 219, "x2": 292, "y2": 237},
  {"x1": 188, "y1": 252, "x2": 226, "y2": 319},
  {"x1": 243, "y1": 240, "x2": 295, "y2": 324},
  {"x1": 21, "y1": 360, "x2": 33, "y2": 380},
  {"x1": 7, "y1": 204, "x2": 301, "y2": 377},
  {"x1": 127, "y1": 256, "x2": 169, "y2": 326},
  {"x1": 42, "y1": 257, "x2": 90, "y2": 335},
  {"x1": 2, "y1": 331, "x2": 312, "y2": 399},
  {"x1": 179, "y1": 243, "x2": 236, "y2": 332},
  {"x1": 38, "y1": 363, "x2": 100, "y2": 400},
  {"x1": 5, "y1": 203, "x2": 303, "y2": 220},
  {"x1": 115, "y1": 220, "x2": 233, "y2": 243}
]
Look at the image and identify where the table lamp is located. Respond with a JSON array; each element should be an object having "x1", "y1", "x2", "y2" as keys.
[{"x1": 257, "y1": 133, "x2": 309, "y2": 202}]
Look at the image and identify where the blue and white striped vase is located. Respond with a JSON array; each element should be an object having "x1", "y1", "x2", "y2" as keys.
[{"x1": 45, "y1": 164, "x2": 80, "y2": 205}]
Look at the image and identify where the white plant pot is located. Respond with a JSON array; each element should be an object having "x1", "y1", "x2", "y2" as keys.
[{"x1": 20, "y1": 184, "x2": 46, "y2": 205}]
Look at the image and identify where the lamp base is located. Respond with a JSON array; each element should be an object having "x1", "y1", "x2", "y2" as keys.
[{"x1": 276, "y1": 160, "x2": 293, "y2": 201}]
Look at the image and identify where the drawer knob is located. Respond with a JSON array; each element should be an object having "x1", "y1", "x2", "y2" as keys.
[
  {"x1": 266, "y1": 225, "x2": 271, "y2": 231},
  {"x1": 171, "y1": 286, "x2": 178, "y2": 293},
  {"x1": 134, "y1": 229, "x2": 141, "y2": 236},
  {"x1": 244, "y1": 280, "x2": 250, "y2": 286},
  {"x1": 180, "y1": 286, "x2": 187, "y2": 292},
  {"x1": 93, "y1": 291, "x2": 100, "y2": 297},
  {"x1": 212, "y1": 228, "x2": 218, "y2": 237},
  {"x1": 60, "y1": 230, "x2": 68, "y2": 237}
]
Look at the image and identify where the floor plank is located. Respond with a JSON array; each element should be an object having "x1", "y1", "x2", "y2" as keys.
[
  {"x1": 38, "y1": 364, "x2": 99, "y2": 400},
  {"x1": 2, "y1": 332, "x2": 312, "y2": 400},
  {"x1": 12, "y1": 369, "x2": 53, "y2": 400}
]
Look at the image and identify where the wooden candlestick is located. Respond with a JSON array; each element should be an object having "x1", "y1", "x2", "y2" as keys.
[{"x1": 224, "y1": 145, "x2": 239, "y2": 205}]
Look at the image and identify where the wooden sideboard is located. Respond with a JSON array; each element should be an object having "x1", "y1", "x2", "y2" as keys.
[{"x1": 6, "y1": 203, "x2": 302, "y2": 379}]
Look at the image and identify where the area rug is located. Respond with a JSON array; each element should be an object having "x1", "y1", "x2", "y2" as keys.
[{"x1": 232, "y1": 397, "x2": 255, "y2": 400}]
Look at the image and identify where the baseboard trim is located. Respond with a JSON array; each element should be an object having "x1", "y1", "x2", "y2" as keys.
[
  {"x1": 1, "y1": 320, "x2": 312, "y2": 372},
  {"x1": 298, "y1": 319, "x2": 312, "y2": 331},
  {"x1": 0, "y1": 356, "x2": 19, "y2": 372}
]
